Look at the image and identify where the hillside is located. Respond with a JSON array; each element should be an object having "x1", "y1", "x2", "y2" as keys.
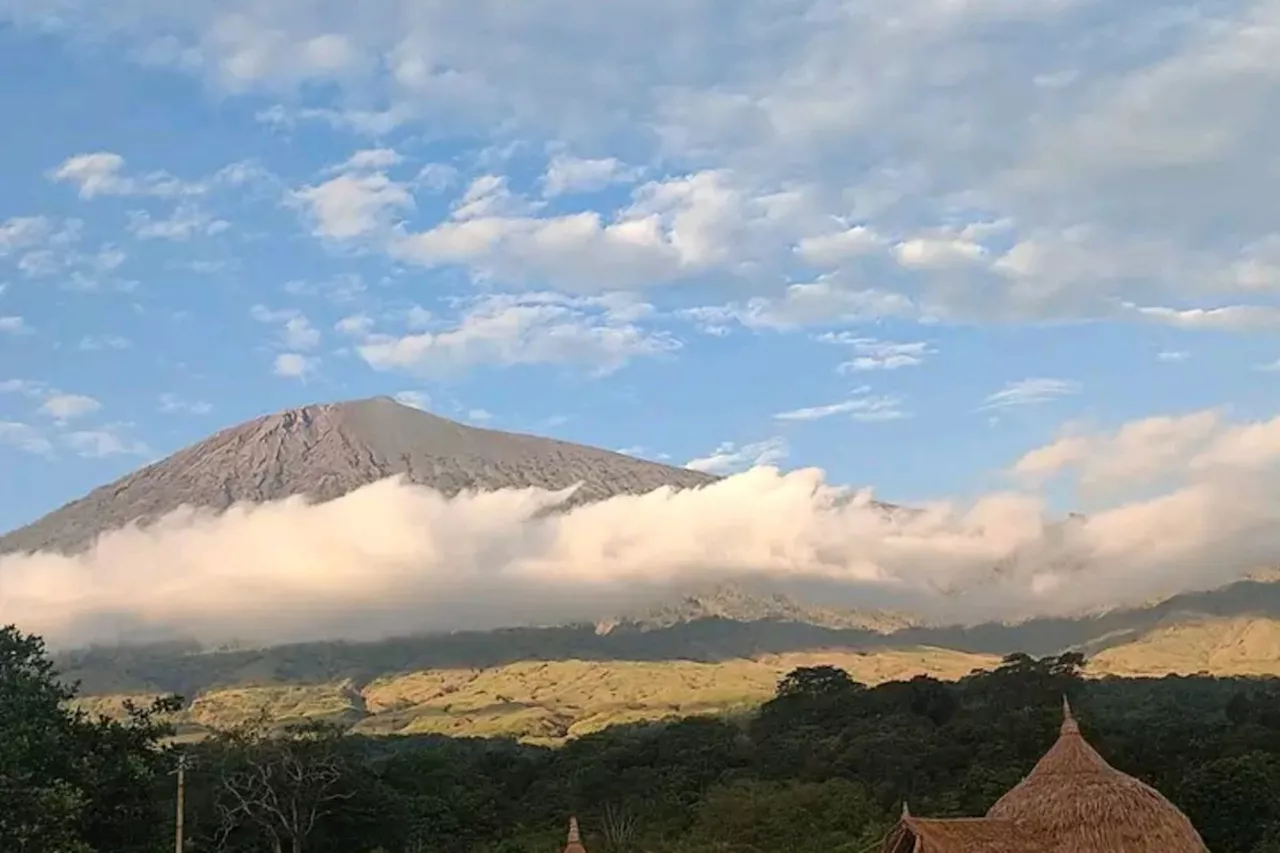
[
  {"x1": 57, "y1": 575, "x2": 1280, "y2": 742},
  {"x1": 70, "y1": 647, "x2": 1000, "y2": 744},
  {"x1": 0, "y1": 396, "x2": 716, "y2": 556}
]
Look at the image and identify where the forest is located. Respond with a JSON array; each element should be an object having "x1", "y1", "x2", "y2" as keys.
[{"x1": 5, "y1": 624, "x2": 1280, "y2": 853}]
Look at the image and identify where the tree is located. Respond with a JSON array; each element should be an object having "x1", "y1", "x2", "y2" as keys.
[
  {"x1": 775, "y1": 666, "x2": 862, "y2": 700},
  {"x1": 683, "y1": 779, "x2": 886, "y2": 853},
  {"x1": 0, "y1": 625, "x2": 177, "y2": 853},
  {"x1": 211, "y1": 718, "x2": 355, "y2": 853}
]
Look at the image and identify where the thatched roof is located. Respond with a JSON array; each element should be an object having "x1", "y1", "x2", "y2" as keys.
[
  {"x1": 564, "y1": 817, "x2": 587, "y2": 853},
  {"x1": 985, "y1": 698, "x2": 1209, "y2": 853},
  {"x1": 880, "y1": 816, "x2": 1046, "y2": 853}
]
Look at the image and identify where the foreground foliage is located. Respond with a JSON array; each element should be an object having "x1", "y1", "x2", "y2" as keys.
[{"x1": 8, "y1": 627, "x2": 1280, "y2": 853}]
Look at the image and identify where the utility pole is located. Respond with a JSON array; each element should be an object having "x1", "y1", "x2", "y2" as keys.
[{"x1": 174, "y1": 752, "x2": 188, "y2": 853}]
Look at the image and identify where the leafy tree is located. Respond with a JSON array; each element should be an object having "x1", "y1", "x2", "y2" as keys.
[
  {"x1": 0, "y1": 625, "x2": 177, "y2": 853},
  {"x1": 776, "y1": 665, "x2": 862, "y2": 700}
]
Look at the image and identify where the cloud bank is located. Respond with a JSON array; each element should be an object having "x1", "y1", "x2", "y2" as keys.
[{"x1": 5, "y1": 406, "x2": 1280, "y2": 649}]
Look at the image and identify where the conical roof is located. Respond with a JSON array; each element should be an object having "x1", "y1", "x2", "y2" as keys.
[
  {"x1": 564, "y1": 816, "x2": 587, "y2": 853},
  {"x1": 985, "y1": 698, "x2": 1208, "y2": 853}
]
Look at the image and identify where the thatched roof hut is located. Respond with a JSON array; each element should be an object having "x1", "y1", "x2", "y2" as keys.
[
  {"x1": 564, "y1": 816, "x2": 587, "y2": 853},
  {"x1": 881, "y1": 815, "x2": 1045, "y2": 853},
  {"x1": 985, "y1": 697, "x2": 1209, "y2": 852},
  {"x1": 879, "y1": 698, "x2": 1209, "y2": 853}
]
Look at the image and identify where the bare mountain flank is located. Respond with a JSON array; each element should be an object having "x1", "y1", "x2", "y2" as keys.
[{"x1": 0, "y1": 396, "x2": 717, "y2": 557}]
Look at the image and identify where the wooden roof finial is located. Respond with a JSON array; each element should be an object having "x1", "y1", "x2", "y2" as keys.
[
  {"x1": 1061, "y1": 694, "x2": 1079, "y2": 734},
  {"x1": 567, "y1": 816, "x2": 581, "y2": 845}
]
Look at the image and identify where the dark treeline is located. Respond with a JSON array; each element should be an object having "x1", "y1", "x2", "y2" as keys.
[{"x1": 6, "y1": 626, "x2": 1280, "y2": 853}]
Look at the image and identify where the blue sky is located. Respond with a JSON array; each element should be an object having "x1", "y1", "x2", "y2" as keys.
[{"x1": 4, "y1": 0, "x2": 1280, "y2": 537}]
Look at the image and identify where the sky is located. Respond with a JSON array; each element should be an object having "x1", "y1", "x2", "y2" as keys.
[{"x1": 5, "y1": 0, "x2": 1280, "y2": 644}]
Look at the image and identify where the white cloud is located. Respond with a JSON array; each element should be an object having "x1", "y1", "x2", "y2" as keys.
[
  {"x1": 774, "y1": 391, "x2": 909, "y2": 423},
  {"x1": 329, "y1": 148, "x2": 403, "y2": 173},
  {"x1": 356, "y1": 292, "x2": 680, "y2": 377},
  {"x1": 392, "y1": 390, "x2": 431, "y2": 410},
  {"x1": 817, "y1": 333, "x2": 935, "y2": 372},
  {"x1": 334, "y1": 314, "x2": 375, "y2": 337},
  {"x1": 14, "y1": 399, "x2": 1280, "y2": 646},
  {"x1": 251, "y1": 305, "x2": 321, "y2": 350},
  {"x1": 679, "y1": 280, "x2": 919, "y2": 333},
  {"x1": 63, "y1": 425, "x2": 149, "y2": 458},
  {"x1": 1013, "y1": 411, "x2": 1225, "y2": 491},
  {"x1": 79, "y1": 335, "x2": 132, "y2": 351},
  {"x1": 0, "y1": 421, "x2": 52, "y2": 455},
  {"x1": 0, "y1": 216, "x2": 57, "y2": 254},
  {"x1": 979, "y1": 378, "x2": 1081, "y2": 411},
  {"x1": 796, "y1": 225, "x2": 886, "y2": 267},
  {"x1": 0, "y1": 316, "x2": 30, "y2": 335},
  {"x1": 686, "y1": 437, "x2": 788, "y2": 475},
  {"x1": 451, "y1": 174, "x2": 541, "y2": 220},
  {"x1": 10, "y1": 0, "x2": 1280, "y2": 329},
  {"x1": 49, "y1": 152, "x2": 204, "y2": 199},
  {"x1": 0, "y1": 379, "x2": 49, "y2": 397},
  {"x1": 127, "y1": 204, "x2": 230, "y2": 241},
  {"x1": 38, "y1": 393, "x2": 101, "y2": 422},
  {"x1": 467, "y1": 408, "x2": 493, "y2": 423},
  {"x1": 895, "y1": 235, "x2": 988, "y2": 270},
  {"x1": 542, "y1": 153, "x2": 641, "y2": 197},
  {"x1": 1157, "y1": 350, "x2": 1189, "y2": 363},
  {"x1": 273, "y1": 352, "x2": 317, "y2": 378},
  {"x1": 1131, "y1": 304, "x2": 1280, "y2": 332},
  {"x1": 159, "y1": 393, "x2": 213, "y2": 415},
  {"x1": 290, "y1": 170, "x2": 414, "y2": 240}
]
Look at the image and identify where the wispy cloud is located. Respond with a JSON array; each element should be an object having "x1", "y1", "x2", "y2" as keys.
[{"x1": 979, "y1": 378, "x2": 1081, "y2": 412}]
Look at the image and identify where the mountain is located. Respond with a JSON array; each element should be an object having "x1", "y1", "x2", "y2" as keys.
[
  {"x1": 0, "y1": 396, "x2": 717, "y2": 556},
  {"x1": 595, "y1": 581, "x2": 921, "y2": 635},
  {"x1": 10, "y1": 395, "x2": 1280, "y2": 742}
]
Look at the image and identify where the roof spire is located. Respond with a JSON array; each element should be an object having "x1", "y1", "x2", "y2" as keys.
[
  {"x1": 1061, "y1": 694, "x2": 1079, "y2": 734},
  {"x1": 567, "y1": 817, "x2": 581, "y2": 845},
  {"x1": 901, "y1": 800, "x2": 911, "y2": 818}
]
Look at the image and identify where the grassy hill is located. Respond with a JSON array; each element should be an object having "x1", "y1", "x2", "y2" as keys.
[{"x1": 70, "y1": 647, "x2": 1000, "y2": 744}]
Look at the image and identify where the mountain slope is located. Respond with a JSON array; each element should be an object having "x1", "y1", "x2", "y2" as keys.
[
  {"x1": 0, "y1": 396, "x2": 717, "y2": 556},
  {"x1": 597, "y1": 581, "x2": 921, "y2": 635}
]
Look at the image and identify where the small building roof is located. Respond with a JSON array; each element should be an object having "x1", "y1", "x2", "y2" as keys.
[
  {"x1": 881, "y1": 816, "x2": 1047, "y2": 853},
  {"x1": 984, "y1": 697, "x2": 1209, "y2": 853}
]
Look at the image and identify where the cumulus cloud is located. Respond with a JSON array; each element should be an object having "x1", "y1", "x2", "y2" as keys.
[
  {"x1": 541, "y1": 153, "x2": 642, "y2": 197},
  {"x1": 355, "y1": 291, "x2": 680, "y2": 377},
  {"x1": 49, "y1": 152, "x2": 205, "y2": 199},
  {"x1": 10, "y1": 402, "x2": 1280, "y2": 649},
  {"x1": 291, "y1": 170, "x2": 415, "y2": 239},
  {"x1": 686, "y1": 437, "x2": 788, "y2": 475},
  {"x1": 273, "y1": 352, "x2": 317, "y2": 378},
  {"x1": 10, "y1": 0, "x2": 1280, "y2": 326},
  {"x1": 39, "y1": 393, "x2": 102, "y2": 421}
]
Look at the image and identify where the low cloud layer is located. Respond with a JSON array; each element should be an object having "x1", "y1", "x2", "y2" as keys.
[{"x1": 5, "y1": 408, "x2": 1280, "y2": 649}]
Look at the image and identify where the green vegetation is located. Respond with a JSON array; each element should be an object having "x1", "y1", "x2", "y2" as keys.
[{"x1": 10, "y1": 622, "x2": 1280, "y2": 853}]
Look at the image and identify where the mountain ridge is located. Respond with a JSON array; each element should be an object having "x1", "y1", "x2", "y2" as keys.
[{"x1": 0, "y1": 396, "x2": 717, "y2": 556}]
